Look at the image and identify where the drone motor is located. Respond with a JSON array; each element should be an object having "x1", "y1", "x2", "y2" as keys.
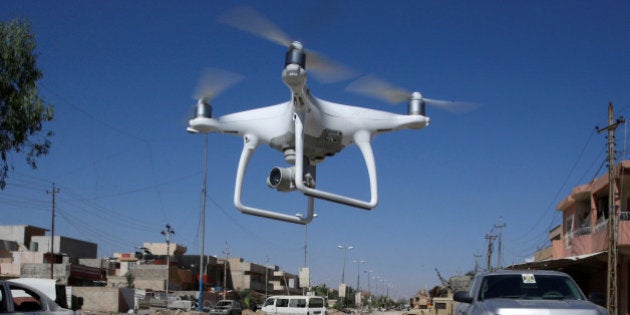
[
  {"x1": 408, "y1": 92, "x2": 426, "y2": 116},
  {"x1": 195, "y1": 99, "x2": 212, "y2": 119},
  {"x1": 285, "y1": 41, "x2": 306, "y2": 68}
]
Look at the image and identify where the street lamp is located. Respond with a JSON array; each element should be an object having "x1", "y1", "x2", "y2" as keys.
[
  {"x1": 198, "y1": 134, "x2": 209, "y2": 311},
  {"x1": 373, "y1": 275, "x2": 381, "y2": 296},
  {"x1": 296, "y1": 213, "x2": 317, "y2": 294},
  {"x1": 337, "y1": 245, "x2": 354, "y2": 284},
  {"x1": 353, "y1": 260, "x2": 366, "y2": 309},
  {"x1": 353, "y1": 260, "x2": 366, "y2": 291},
  {"x1": 161, "y1": 224, "x2": 175, "y2": 291},
  {"x1": 364, "y1": 270, "x2": 374, "y2": 304}
]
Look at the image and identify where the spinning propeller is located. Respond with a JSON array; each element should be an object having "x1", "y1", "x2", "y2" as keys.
[
  {"x1": 218, "y1": 6, "x2": 356, "y2": 83},
  {"x1": 347, "y1": 74, "x2": 478, "y2": 114},
  {"x1": 189, "y1": 68, "x2": 243, "y2": 124}
]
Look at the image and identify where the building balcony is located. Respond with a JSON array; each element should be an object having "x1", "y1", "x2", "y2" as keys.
[{"x1": 561, "y1": 216, "x2": 630, "y2": 258}]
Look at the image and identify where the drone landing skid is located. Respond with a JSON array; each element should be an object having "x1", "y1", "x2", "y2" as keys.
[{"x1": 294, "y1": 112, "x2": 378, "y2": 210}]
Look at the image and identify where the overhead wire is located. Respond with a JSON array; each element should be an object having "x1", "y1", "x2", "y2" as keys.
[
  {"x1": 514, "y1": 104, "x2": 630, "y2": 263},
  {"x1": 39, "y1": 83, "x2": 171, "y2": 225},
  {"x1": 510, "y1": 129, "x2": 598, "y2": 253}
]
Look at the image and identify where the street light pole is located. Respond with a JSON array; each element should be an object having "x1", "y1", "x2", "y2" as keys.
[
  {"x1": 198, "y1": 134, "x2": 208, "y2": 311},
  {"x1": 354, "y1": 260, "x2": 365, "y2": 291},
  {"x1": 297, "y1": 213, "x2": 317, "y2": 294},
  {"x1": 353, "y1": 260, "x2": 365, "y2": 309},
  {"x1": 337, "y1": 245, "x2": 354, "y2": 284},
  {"x1": 364, "y1": 270, "x2": 373, "y2": 304},
  {"x1": 337, "y1": 244, "x2": 353, "y2": 307},
  {"x1": 161, "y1": 224, "x2": 175, "y2": 292}
]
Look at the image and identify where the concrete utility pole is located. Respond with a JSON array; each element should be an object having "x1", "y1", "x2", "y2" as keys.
[
  {"x1": 596, "y1": 102, "x2": 624, "y2": 315},
  {"x1": 494, "y1": 217, "x2": 506, "y2": 269},
  {"x1": 47, "y1": 183, "x2": 60, "y2": 280}
]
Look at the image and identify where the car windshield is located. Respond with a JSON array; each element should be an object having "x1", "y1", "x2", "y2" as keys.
[
  {"x1": 217, "y1": 301, "x2": 232, "y2": 307},
  {"x1": 479, "y1": 274, "x2": 585, "y2": 301}
]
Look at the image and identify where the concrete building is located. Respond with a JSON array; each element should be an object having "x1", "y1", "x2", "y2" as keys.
[
  {"x1": 101, "y1": 249, "x2": 301, "y2": 296},
  {"x1": 1, "y1": 225, "x2": 302, "y2": 299},
  {"x1": 222, "y1": 257, "x2": 301, "y2": 295},
  {"x1": 517, "y1": 160, "x2": 630, "y2": 314},
  {"x1": 142, "y1": 242, "x2": 187, "y2": 256},
  {"x1": 0, "y1": 225, "x2": 46, "y2": 251},
  {"x1": 0, "y1": 225, "x2": 102, "y2": 285}
]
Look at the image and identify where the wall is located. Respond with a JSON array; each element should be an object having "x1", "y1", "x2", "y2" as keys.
[
  {"x1": 21, "y1": 263, "x2": 71, "y2": 284},
  {"x1": 0, "y1": 225, "x2": 46, "y2": 249},
  {"x1": 30, "y1": 236, "x2": 97, "y2": 259},
  {"x1": 72, "y1": 287, "x2": 135, "y2": 313}
]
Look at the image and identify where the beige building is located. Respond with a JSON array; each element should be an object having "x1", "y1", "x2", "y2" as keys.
[
  {"x1": 1, "y1": 225, "x2": 301, "y2": 297},
  {"x1": 99, "y1": 246, "x2": 301, "y2": 295},
  {"x1": 0, "y1": 225, "x2": 102, "y2": 285}
]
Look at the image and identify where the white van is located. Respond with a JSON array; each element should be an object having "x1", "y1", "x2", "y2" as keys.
[{"x1": 261, "y1": 295, "x2": 326, "y2": 315}]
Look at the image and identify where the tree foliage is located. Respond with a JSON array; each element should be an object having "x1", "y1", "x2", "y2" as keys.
[
  {"x1": 0, "y1": 18, "x2": 53, "y2": 189},
  {"x1": 125, "y1": 272, "x2": 135, "y2": 288}
]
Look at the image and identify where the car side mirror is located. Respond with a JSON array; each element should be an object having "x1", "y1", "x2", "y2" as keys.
[
  {"x1": 453, "y1": 291, "x2": 473, "y2": 304},
  {"x1": 588, "y1": 292, "x2": 605, "y2": 306}
]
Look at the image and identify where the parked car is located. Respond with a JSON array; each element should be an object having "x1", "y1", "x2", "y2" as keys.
[
  {"x1": 0, "y1": 280, "x2": 73, "y2": 314},
  {"x1": 208, "y1": 299, "x2": 243, "y2": 315},
  {"x1": 453, "y1": 270, "x2": 609, "y2": 315}
]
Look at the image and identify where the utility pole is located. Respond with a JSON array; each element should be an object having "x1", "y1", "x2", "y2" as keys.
[
  {"x1": 473, "y1": 251, "x2": 482, "y2": 274},
  {"x1": 494, "y1": 217, "x2": 506, "y2": 270},
  {"x1": 596, "y1": 102, "x2": 624, "y2": 315},
  {"x1": 265, "y1": 256, "x2": 270, "y2": 299},
  {"x1": 47, "y1": 183, "x2": 60, "y2": 280},
  {"x1": 485, "y1": 233, "x2": 496, "y2": 271},
  {"x1": 223, "y1": 241, "x2": 229, "y2": 298},
  {"x1": 161, "y1": 224, "x2": 175, "y2": 292}
]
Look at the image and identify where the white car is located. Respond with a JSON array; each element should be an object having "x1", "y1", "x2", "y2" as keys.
[
  {"x1": 208, "y1": 300, "x2": 243, "y2": 315},
  {"x1": 453, "y1": 270, "x2": 609, "y2": 315},
  {"x1": 0, "y1": 280, "x2": 72, "y2": 314}
]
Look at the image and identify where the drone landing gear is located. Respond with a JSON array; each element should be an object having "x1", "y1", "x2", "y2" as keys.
[
  {"x1": 233, "y1": 134, "x2": 316, "y2": 225},
  {"x1": 232, "y1": 113, "x2": 378, "y2": 225}
]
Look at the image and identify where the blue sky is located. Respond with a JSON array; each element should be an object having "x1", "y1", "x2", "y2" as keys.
[{"x1": 1, "y1": 1, "x2": 629, "y2": 299}]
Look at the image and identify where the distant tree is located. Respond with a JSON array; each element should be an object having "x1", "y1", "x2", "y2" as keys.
[
  {"x1": 0, "y1": 18, "x2": 54, "y2": 189},
  {"x1": 125, "y1": 272, "x2": 135, "y2": 288}
]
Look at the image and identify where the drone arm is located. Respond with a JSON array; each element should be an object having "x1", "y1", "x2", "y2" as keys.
[
  {"x1": 294, "y1": 113, "x2": 378, "y2": 209},
  {"x1": 233, "y1": 134, "x2": 315, "y2": 225}
]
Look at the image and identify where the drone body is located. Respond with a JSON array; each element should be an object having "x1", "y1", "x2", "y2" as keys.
[{"x1": 188, "y1": 40, "x2": 430, "y2": 224}]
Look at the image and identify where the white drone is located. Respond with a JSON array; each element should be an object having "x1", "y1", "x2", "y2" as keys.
[{"x1": 187, "y1": 7, "x2": 473, "y2": 225}]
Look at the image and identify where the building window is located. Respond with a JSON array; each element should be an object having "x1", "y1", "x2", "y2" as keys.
[
  {"x1": 565, "y1": 216, "x2": 574, "y2": 234},
  {"x1": 577, "y1": 201, "x2": 591, "y2": 228},
  {"x1": 596, "y1": 195, "x2": 609, "y2": 223}
]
